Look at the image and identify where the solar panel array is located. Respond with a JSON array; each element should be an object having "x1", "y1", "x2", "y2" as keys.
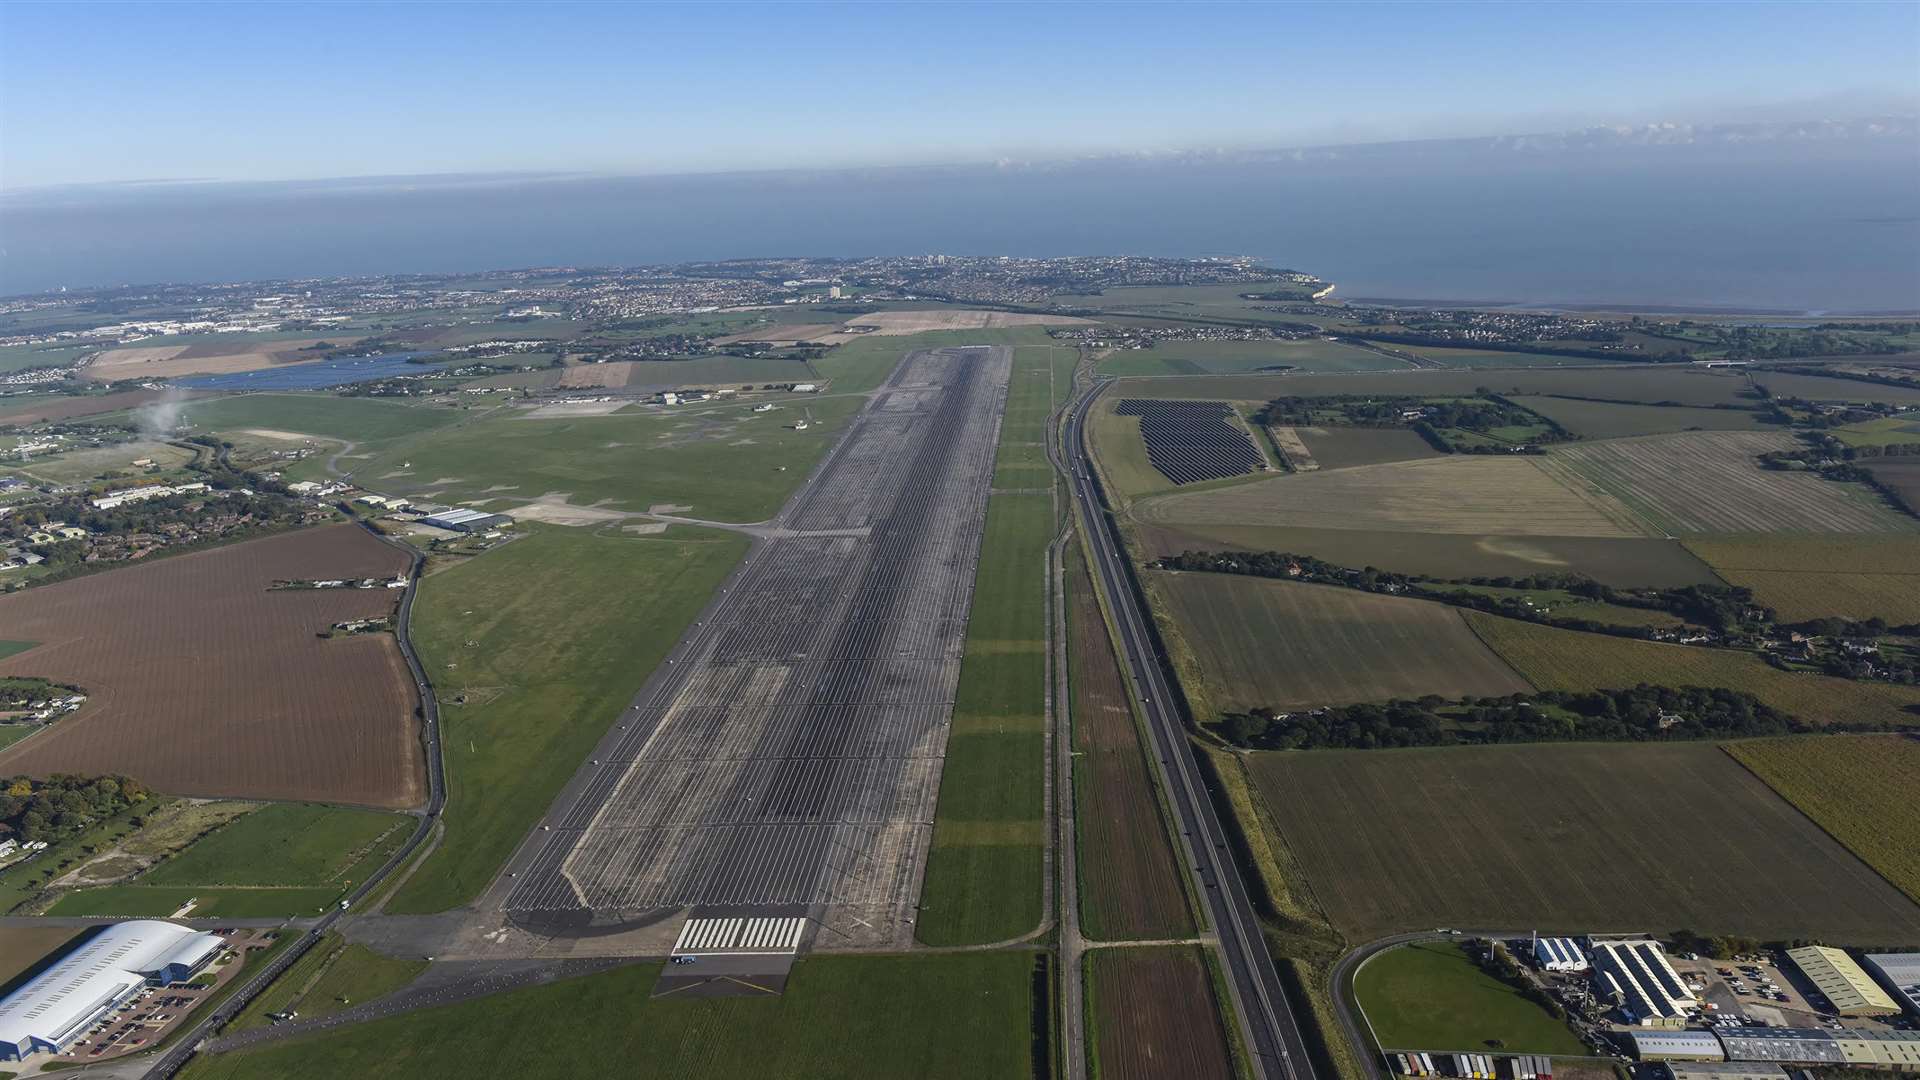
[{"x1": 1115, "y1": 398, "x2": 1264, "y2": 484}]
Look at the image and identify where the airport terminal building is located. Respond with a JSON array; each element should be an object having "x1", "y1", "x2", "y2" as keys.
[{"x1": 0, "y1": 921, "x2": 224, "y2": 1061}]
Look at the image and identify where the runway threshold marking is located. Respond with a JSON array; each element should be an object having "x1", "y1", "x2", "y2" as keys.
[{"x1": 671, "y1": 915, "x2": 808, "y2": 955}]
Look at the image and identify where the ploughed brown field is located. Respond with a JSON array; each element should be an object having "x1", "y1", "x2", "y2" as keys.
[
  {"x1": 0, "y1": 524, "x2": 423, "y2": 808},
  {"x1": 1089, "y1": 947, "x2": 1236, "y2": 1080},
  {"x1": 1067, "y1": 547, "x2": 1192, "y2": 940},
  {"x1": 0, "y1": 389, "x2": 210, "y2": 428}
]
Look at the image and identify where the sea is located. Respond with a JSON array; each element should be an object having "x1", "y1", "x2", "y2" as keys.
[{"x1": 3, "y1": 140, "x2": 1916, "y2": 313}]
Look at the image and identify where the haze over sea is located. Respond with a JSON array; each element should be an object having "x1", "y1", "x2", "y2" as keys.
[{"x1": 3, "y1": 138, "x2": 1916, "y2": 313}]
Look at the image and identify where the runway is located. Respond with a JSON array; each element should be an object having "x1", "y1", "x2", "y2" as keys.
[{"x1": 503, "y1": 345, "x2": 1012, "y2": 947}]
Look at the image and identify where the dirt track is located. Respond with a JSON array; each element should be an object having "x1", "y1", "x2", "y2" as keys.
[{"x1": 0, "y1": 524, "x2": 424, "y2": 808}]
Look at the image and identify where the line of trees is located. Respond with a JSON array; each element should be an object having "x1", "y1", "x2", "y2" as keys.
[{"x1": 0, "y1": 774, "x2": 148, "y2": 845}]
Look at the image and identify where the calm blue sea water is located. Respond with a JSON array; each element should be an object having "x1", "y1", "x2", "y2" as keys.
[
  {"x1": 179, "y1": 353, "x2": 441, "y2": 389},
  {"x1": 5, "y1": 142, "x2": 1916, "y2": 312}
]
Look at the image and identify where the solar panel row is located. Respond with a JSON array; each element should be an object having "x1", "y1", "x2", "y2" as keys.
[{"x1": 1116, "y1": 398, "x2": 1264, "y2": 484}]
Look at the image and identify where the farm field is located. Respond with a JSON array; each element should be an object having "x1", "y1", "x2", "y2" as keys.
[
  {"x1": 1099, "y1": 337, "x2": 1406, "y2": 376},
  {"x1": 0, "y1": 388, "x2": 208, "y2": 427},
  {"x1": 1463, "y1": 612, "x2": 1920, "y2": 727},
  {"x1": 1137, "y1": 454, "x2": 1649, "y2": 537},
  {"x1": 1506, "y1": 396, "x2": 1772, "y2": 439},
  {"x1": 1291, "y1": 425, "x2": 1445, "y2": 470},
  {"x1": 1106, "y1": 366, "x2": 1763, "y2": 407},
  {"x1": 1156, "y1": 574, "x2": 1530, "y2": 715},
  {"x1": 918, "y1": 347, "x2": 1067, "y2": 947},
  {"x1": 1831, "y1": 415, "x2": 1920, "y2": 448},
  {"x1": 180, "y1": 953, "x2": 1044, "y2": 1080},
  {"x1": 1088, "y1": 947, "x2": 1235, "y2": 1080},
  {"x1": 1754, "y1": 371, "x2": 1920, "y2": 405},
  {"x1": 180, "y1": 394, "x2": 457, "y2": 444},
  {"x1": 0, "y1": 524, "x2": 423, "y2": 807},
  {"x1": 1250, "y1": 742, "x2": 1920, "y2": 942},
  {"x1": 1387, "y1": 345, "x2": 1602, "y2": 368},
  {"x1": 229, "y1": 933, "x2": 427, "y2": 1032},
  {"x1": 1726, "y1": 735, "x2": 1920, "y2": 905},
  {"x1": 1684, "y1": 535, "x2": 1920, "y2": 623},
  {"x1": 351, "y1": 393, "x2": 865, "y2": 523},
  {"x1": 385, "y1": 523, "x2": 748, "y2": 913},
  {"x1": 84, "y1": 336, "x2": 361, "y2": 382},
  {"x1": 1355, "y1": 942, "x2": 1586, "y2": 1055},
  {"x1": 1866, "y1": 460, "x2": 1920, "y2": 509},
  {"x1": 1539, "y1": 431, "x2": 1917, "y2": 535},
  {"x1": 0, "y1": 342, "x2": 93, "y2": 374},
  {"x1": 1068, "y1": 546, "x2": 1192, "y2": 940},
  {"x1": 1133, "y1": 523, "x2": 1720, "y2": 587},
  {"x1": 0, "y1": 926, "x2": 81, "y2": 989}
]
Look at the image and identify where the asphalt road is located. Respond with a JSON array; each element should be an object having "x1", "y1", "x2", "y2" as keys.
[
  {"x1": 142, "y1": 524, "x2": 448, "y2": 1080},
  {"x1": 1064, "y1": 382, "x2": 1316, "y2": 1080}
]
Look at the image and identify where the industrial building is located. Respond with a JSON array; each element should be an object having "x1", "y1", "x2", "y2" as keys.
[
  {"x1": 1715, "y1": 1029, "x2": 1849, "y2": 1066},
  {"x1": 1660, "y1": 1063, "x2": 1786, "y2": 1080},
  {"x1": 1830, "y1": 1028, "x2": 1920, "y2": 1070},
  {"x1": 1532, "y1": 936, "x2": 1589, "y2": 972},
  {"x1": 1786, "y1": 945, "x2": 1901, "y2": 1017},
  {"x1": 1591, "y1": 939, "x2": 1697, "y2": 1027},
  {"x1": 1864, "y1": 952, "x2": 1920, "y2": 1016},
  {"x1": 1629, "y1": 1031, "x2": 1725, "y2": 1062},
  {"x1": 0, "y1": 922, "x2": 224, "y2": 1061},
  {"x1": 419, "y1": 508, "x2": 514, "y2": 533}
]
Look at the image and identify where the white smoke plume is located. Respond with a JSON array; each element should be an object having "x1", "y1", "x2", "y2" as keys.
[{"x1": 133, "y1": 388, "x2": 189, "y2": 439}]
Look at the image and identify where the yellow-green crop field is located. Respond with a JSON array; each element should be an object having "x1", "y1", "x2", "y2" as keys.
[{"x1": 1725, "y1": 735, "x2": 1920, "y2": 905}]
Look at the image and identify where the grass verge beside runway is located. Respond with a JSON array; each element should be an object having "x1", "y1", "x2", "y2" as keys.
[
  {"x1": 918, "y1": 348, "x2": 1066, "y2": 946},
  {"x1": 229, "y1": 933, "x2": 427, "y2": 1033},
  {"x1": 181, "y1": 953, "x2": 1044, "y2": 1080},
  {"x1": 1355, "y1": 942, "x2": 1586, "y2": 1055},
  {"x1": 384, "y1": 524, "x2": 749, "y2": 914}
]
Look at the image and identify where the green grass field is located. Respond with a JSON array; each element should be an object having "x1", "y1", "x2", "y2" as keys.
[
  {"x1": 229, "y1": 933, "x2": 427, "y2": 1033},
  {"x1": 917, "y1": 348, "x2": 1068, "y2": 946},
  {"x1": 182, "y1": 953, "x2": 1043, "y2": 1080},
  {"x1": 1726, "y1": 735, "x2": 1920, "y2": 905},
  {"x1": 1107, "y1": 366, "x2": 1763, "y2": 407},
  {"x1": 385, "y1": 524, "x2": 748, "y2": 913},
  {"x1": 1683, "y1": 535, "x2": 1920, "y2": 623},
  {"x1": 1463, "y1": 611, "x2": 1920, "y2": 727},
  {"x1": 1155, "y1": 573, "x2": 1530, "y2": 716},
  {"x1": 1355, "y1": 942, "x2": 1586, "y2": 1054},
  {"x1": 1250, "y1": 742, "x2": 1920, "y2": 942},
  {"x1": 0, "y1": 641, "x2": 34, "y2": 660},
  {"x1": 350, "y1": 394, "x2": 863, "y2": 522},
  {"x1": 1755, "y1": 372, "x2": 1920, "y2": 405},
  {"x1": 1507, "y1": 396, "x2": 1772, "y2": 439},
  {"x1": 45, "y1": 885, "x2": 343, "y2": 918},
  {"x1": 179, "y1": 394, "x2": 458, "y2": 444},
  {"x1": 1832, "y1": 415, "x2": 1920, "y2": 448}
]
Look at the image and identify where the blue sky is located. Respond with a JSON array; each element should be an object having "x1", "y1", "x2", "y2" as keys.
[{"x1": 2, "y1": 0, "x2": 1915, "y2": 189}]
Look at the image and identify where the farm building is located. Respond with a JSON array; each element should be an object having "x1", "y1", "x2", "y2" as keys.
[
  {"x1": 0, "y1": 921, "x2": 223, "y2": 1061},
  {"x1": 420, "y1": 508, "x2": 514, "y2": 533},
  {"x1": 1532, "y1": 936, "x2": 1589, "y2": 972},
  {"x1": 1590, "y1": 939, "x2": 1697, "y2": 1027},
  {"x1": 1629, "y1": 1031, "x2": 1725, "y2": 1062},
  {"x1": 1786, "y1": 945, "x2": 1901, "y2": 1017},
  {"x1": 1863, "y1": 953, "x2": 1920, "y2": 1015}
]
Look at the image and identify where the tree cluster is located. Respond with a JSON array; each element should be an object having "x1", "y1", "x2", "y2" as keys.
[{"x1": 0, "y1": 774, "x2": 147, "y2": 844}]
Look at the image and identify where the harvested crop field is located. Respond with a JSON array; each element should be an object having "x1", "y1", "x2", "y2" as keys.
[
  {"x1": 1541, "y1": 431, "x2": 1917, "y2": 535},
  {"x1": 1068, "y1": 547, "x2": 1192, "y2": 940},
  {"x1": 1726, "y1": 735, "x2": 1920, "y2": 905},
  {"x1": 555, "y1": 362, "x2": 636, "y2": 388},
  {"x1": 1684, "y1": 535, "x2": 1920, "y2": 623},
  {"x1": 1138, "y1": 455, "x2": 1648, "y2": 537},
  {"x1": 0, "y1": 524, "x2": 423, "y2": 807},
  {"x1": 1108, "y1": 367, "x2": 1761, "y2": 407},
  {"x1": 1134, "y1": 523, "x2": 1720, "y2": 587},
  {"x1": 1088, "y1": 947, "x2": 1235, "y2": 1080},
  {"x1": 847, "y1": 309, "x2": 1090, "y2": 334},
  {"x1": 1506, "y1": 396, "x2": 1772, "y2": 439},
  {"x1": 1156, "y1": 574, "x2": 1531, "y2": 714},
  {"x1": 84, "y1": 336, "x2": 357, "y2": 382},
  {"x1": 1866, "y1": 460, "x2": 1920, "y2": 509},
  {"x1": 1249, "y1": 742, "x2": 1920, "y2": 942},
  {"x1": 1754, "y1": 372, "x2": 1920, "y2": 405},
  {"x1": 0, "y1": 388, "x2": 208, "y2": 428},
  {"x1": 1463, "y1": 612, "x2": 1920, "y2": 728},
  {"x1": 1293, "y1": 425, "x2": 1445, "y2": 470}
]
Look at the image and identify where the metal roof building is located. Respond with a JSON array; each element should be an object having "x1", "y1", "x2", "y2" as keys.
[
  {"x1": 1629, "y1": 1031, "x2": 1725, "y2": 1061},
  {"x1": 0, "y1": 921, "x2": 223, "y2": 1062},
  {"x1": 1533, "y1": 936, "x2": 1588, "y2": 972},
  {"x1": 1862, "y1": 952, "x2": 1920, "y2": 1016},
  {"x1": 1716, "y1": 1029, "x2": 1846, "y2": 1065},
  {"x1": 1829, "y1": 1028, "x2": 1920, "y2": 1070},
  {"x1": 1662, "y1": 1062, "x2": 1785, "y2": 1080},
  {"x1": 1786, "y1": 945, "x2": 1900, "y2": 1017},
  {"x1": 1592, "y1": 939, "x2": 1697, "y2": 1027},
  {"x1": 420, "y1": 508, "x2": 513, "y2": 533}
]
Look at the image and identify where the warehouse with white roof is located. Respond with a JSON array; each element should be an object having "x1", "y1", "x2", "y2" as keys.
[
  {"x1": 1863, "y1": 952, "x2": 1920, "y2": 1016},
  {"x1": 1591, "y1": 939, "x2": 1697, "y2": 1027},
  {"x1": 0, "y1": 921, "x2": 224, "y2": 1061}
]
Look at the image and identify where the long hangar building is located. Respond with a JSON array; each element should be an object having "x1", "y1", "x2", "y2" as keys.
[{"x1": 0, "y1": 921, "x2": 223, "y2": 1062}]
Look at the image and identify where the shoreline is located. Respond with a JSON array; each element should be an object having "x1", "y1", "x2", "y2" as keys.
[{"x1": 1334, "y1": 294, "x2": 1920, "y2": 320}]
